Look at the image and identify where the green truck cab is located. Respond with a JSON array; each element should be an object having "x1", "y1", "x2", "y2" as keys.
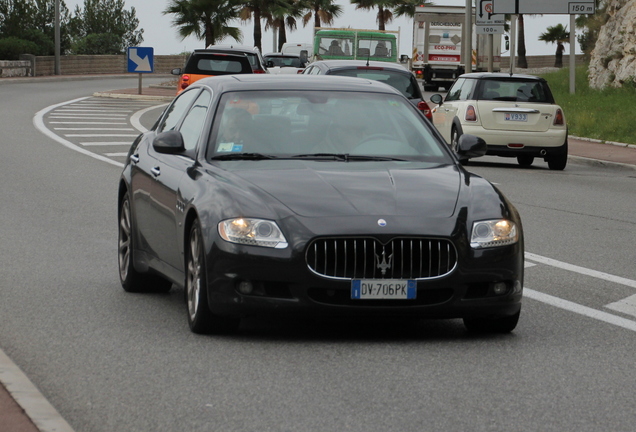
[{"x1": 314, "y1": 29, "x2": 398, "y2": 63}]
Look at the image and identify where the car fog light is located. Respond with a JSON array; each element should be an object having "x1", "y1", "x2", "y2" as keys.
[
  {"x1": 492, "y1": 282, "x2": 507, "y2": 295},
  {"x1": 237, "y1": 281, "x2": 253, "y2": 295}
]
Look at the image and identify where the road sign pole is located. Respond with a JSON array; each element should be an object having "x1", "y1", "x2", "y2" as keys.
[
  {"x1": 570, "y1": 14, "x2": 576, "y2": 94},
  {"x1": 138, "y1": 73, "x2": 142, "y2": 95},
  {"x1": 509, "y1": 16, "x2": 517, "y2": 74},
  {"x1": 465, "y1": 0, "x2": 472, "y2": 73}
]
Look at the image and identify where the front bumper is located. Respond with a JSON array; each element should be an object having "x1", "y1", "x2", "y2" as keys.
[{"x1": 205, "y1": 240, "x2": 524, "y2": 320}]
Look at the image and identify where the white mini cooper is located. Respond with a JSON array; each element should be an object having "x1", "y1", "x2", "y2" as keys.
[{"x1": 430, "y1": 73, "x2": 568, "y2": 170}]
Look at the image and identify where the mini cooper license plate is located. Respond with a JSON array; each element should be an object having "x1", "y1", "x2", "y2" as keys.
[
  {"x1": 505, "y1": 113, "x2": 528, "y2": 122},
  {"x1": 351, "y1": 280, "x2": 417, "y2": 300}
]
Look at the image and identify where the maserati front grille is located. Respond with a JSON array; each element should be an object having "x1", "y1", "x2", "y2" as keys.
[{"x1": 306, "y1": 237, "x2": 457, "y2": 280}]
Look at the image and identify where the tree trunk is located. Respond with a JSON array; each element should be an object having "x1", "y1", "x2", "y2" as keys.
[
  {"x1": 204, "y1": 16, "x2": 213, "y2": 47},
  {"x1": 314, "y1": 6, "x2": 321, "y2": 30},
  {"x1": 278, "y1": 24, "x2": 287, "y2": 51},
  {"x1": 253, "y1": 7, "x2": 262, "y2": 52},
  {"x1": 555, "y1": 43, "x2": 564, "y2": 68},
  {"x1": 517, "y1": 15, "x2": 528, "y2": 69},
  {"x1": 378, "y1": 7, "x2": 385, "y2": 31}
]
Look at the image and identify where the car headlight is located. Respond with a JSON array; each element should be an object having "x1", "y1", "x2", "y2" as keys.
[
  {"x1": 218, "y1": 218, "x2": 288, "y2": 249},
  {"x1": 470, "y1": 219, "x2": 518, "y2": 248}
]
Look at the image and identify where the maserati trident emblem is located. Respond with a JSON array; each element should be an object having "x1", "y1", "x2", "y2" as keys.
[{"x1": 375, "y1": 250, "x2": 393, "y2": 275}]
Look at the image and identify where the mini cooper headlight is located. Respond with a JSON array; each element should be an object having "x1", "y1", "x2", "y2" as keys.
[
  {"x1": 470, "y1": 220, "x2": 518, "y2": 248},
  {"x1": 218, "y1": 218, "x2": 288, "y2": 249}
]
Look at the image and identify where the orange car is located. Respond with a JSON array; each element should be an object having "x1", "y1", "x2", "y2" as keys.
[{"x1": 171, "y1": 51, "x2": 254, "y2": 95}]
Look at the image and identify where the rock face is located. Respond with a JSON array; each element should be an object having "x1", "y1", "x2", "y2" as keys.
[{"x1": 588, "y1": 0, "x2": 636, "y2": 89}]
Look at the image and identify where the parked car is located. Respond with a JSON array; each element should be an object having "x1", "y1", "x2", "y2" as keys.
[
  {"x1": 172, "y1": 46, "x2": 267, "y2": 94},
  {"x1": 302, "y1": 60, "x2": 433, "y2": 120},
  {"x1": 263, "y1": 53, "x2": 308, "y2": 74},
  {"x1": 118, "y1": 74, "x2": 524, "y2": 335},
  {"x1": 430, "y1": 73, "x2": 568, "y2": 170}
]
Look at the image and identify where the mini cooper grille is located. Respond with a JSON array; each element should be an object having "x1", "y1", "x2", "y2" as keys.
[{"x1": 306, "y1": 237, "x2": 457, "y2": 280}]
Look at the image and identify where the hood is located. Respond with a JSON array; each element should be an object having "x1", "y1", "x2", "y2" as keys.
[{"x1": 226, "y1": 161, "x2": 462, "y2": 218}]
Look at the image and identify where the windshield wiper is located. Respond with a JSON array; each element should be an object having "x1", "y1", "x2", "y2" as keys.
[
  {"x1": 291, "y1": 153, "x2": 407, "y2": 162},
  {"x1": 211, "y1": 152, "x2": 276, "y2": 161}
]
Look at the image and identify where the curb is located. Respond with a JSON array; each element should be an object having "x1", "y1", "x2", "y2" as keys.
[
  {"x1": 93, "y1": 91, "x2": 174, "y2": 102},
  {"x1": 0, "y1": 349, "x2": 75, "y2": 432},
  {"x1": 570, "y1": 135, "x2": 636, "y2": 150}
]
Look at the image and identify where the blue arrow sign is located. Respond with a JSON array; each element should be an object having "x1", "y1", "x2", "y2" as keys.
[{"x1": 127, "y1": 47, "x2": 154, "y2": 73}]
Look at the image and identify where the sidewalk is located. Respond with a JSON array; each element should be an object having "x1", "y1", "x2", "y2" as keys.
[{"x1": 2, "y1": 84, "x2": 636, "y2": 432}]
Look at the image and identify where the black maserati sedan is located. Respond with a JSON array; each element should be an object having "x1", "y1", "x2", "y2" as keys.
[{"x1": 118, "y1": 74, "x2": 524, "y2": 334}]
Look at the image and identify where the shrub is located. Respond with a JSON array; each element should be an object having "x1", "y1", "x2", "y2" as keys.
[{"x1": 0, "y1": 37, "x2": 40, "y2": 60}]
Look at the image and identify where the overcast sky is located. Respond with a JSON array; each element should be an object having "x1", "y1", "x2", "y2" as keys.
[{"x1": 63, "y1": 0, "x2": 581, "y2": 56}]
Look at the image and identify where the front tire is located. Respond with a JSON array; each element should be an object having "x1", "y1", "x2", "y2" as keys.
[
  {"x1": 186, "y1": 220, "x2": 240, "y2": 334},
  {"x1": 118, "y1": 192, "x2": 172, "y2": 293},
  {"x1": 463, "y1": 310, "x2": 520, "y2": 334}
]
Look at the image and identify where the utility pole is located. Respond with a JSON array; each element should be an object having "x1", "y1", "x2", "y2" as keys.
[
  {"x1": 464, "y1": 0, "x2": 472, "y2": 73},
  {"x1": 55, "y1": 0, "x2": 61, "y2": 75}
]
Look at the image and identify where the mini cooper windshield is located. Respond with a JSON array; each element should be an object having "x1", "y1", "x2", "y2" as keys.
[{"x1": 207, "y1": 90, "x2": 450, "y2": 163}]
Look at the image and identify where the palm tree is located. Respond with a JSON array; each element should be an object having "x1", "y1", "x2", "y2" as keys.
[
  {"x1": 517, "y1": 14, "x2": 527, "y2": 68},
  {"x1": 391, "y1": 0, "x2": 432, "y2": 21},
  {"x1": 539, "y1": 23, "x2": 569, "y2": 68},
  {"x1": 264, "y1": 0, "x2": 305, "y2": 51},
  {"x1": 302, "y1": 0, "x2": 343, "y2": 31},
  {"x1": 163, "y1": 0, "x2": 242, "y2": 47},
  {"x1": 238, "y1": 0, "x2": 293, "y2": 52},
  {"x1": 350, "y1": 0, "x2": 395, "y2": 31}
]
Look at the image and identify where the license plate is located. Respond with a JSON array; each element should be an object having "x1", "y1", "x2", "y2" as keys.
[
  {"x1": 351, "y1": 280, "x2": 417, "y2": 300},
  {"x1": 505, "y1": 113, "x2": 527, "y2": 122}
]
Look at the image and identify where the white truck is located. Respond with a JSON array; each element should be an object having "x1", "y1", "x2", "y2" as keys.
[{"x1": 411, "y1": 5, "x2": 502, "y2": 91}]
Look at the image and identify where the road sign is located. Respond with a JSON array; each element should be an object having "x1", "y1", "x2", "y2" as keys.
[
  {"x1": 492, "y1": 0, "x2": 595, "y2": 14},
  {"x1": 127, "y1": 47, "x2": 154, "y2": 73},
  {"x1": 476, "y1": 1, "x2": 504, "y2": 34}
]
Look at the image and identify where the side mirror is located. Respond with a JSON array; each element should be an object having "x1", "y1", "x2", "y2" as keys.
[
  {"x1": 153, "y1": 130, "x2": 186, "y2": 154},
  {"x1": 430, "y1": 93, "x2": 443, "y2": 105},
  {"x1": 266, "y1": 60, "x2": 274, "y2": 68},
  {"x1": 456, "y1": 134, "x2": 487, "y2": 160},
  {"x1": 171, "y1": 68, "x2": 182, "y2": 76}
]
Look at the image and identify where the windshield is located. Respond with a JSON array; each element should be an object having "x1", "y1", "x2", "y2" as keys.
[
  {"x1": 207, "y1": 90, "x2": 451, "y2": 163},
  {"x1": 265, "y1": 56, "x2": 302, "y2": 68}
]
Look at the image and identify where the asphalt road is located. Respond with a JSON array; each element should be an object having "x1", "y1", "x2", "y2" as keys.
[{"x1": 1, "y1": 78, "x2": 635, "y2": 432}]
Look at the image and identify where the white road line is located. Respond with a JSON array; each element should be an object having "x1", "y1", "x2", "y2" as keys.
[
  {"x1": 525, "y1": 288, "x2": 636, "y2": 332},
  {"x1": 34, "y1": 97, "x2": 124, "y2": 168},
  {"x1": 65, "y1": 134, "x2": 139, "y2": 137},
  {"x1": 54, "y1": 127, "x2": 134, "y2": 131},
  {"x1": 130, "y1": 103, "x2": 168, "y2": 132},
  {"x1": 605, "y1": 294, "x2": 636, "y2": 318},
  {"x1": 49, "y1": 121, "x2": 127, "y2": 125},
  {"x1": 81, "y1": 142, "x2": 131, "y2": 146},
  {"x1": 105, "y1": 152, "x2": 129, "y2": 157},
  {"x1": 49, "y1": 114, "x2": 127, "y2": 118},
  {"x1": 524, "y1": 261, "x2": 537, "y2": 268},
  {"x1": 526, "y1": 252, "x2": 636, "y2": 289}
]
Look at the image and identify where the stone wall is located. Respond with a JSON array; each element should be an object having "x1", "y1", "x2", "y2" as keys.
[
  {"x1": 1, "y1": 53, "x2": 584, "y2": 77},
  {"x1": 31, "y1": 54, "x2": 187, "y2": 76},
  {"x1": 0, "y1": 60, "x2": 32, "y2": 77},
  {"x1": 589, "y1": 0, "x2": 636, "y2": 88}
]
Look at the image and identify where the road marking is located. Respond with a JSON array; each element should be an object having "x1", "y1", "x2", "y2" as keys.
[
  {"x1": 605, "y1": 294, "x2": 636, "y2": 318},
  {"x1": 54, "y1": 127, "x2": 135, "y2": 131},
  {"x1": 34, "y1": 97, "x2": 124, "y2": 168},
  {"x1": 526, "y1": 252, "x2": 636, "y2": 289},
  {"x1": 525, "y1": 288, "x2": 636, "y2": 332},
  {"x1": 81, "y1": 142, "x2": 131, "y2": 146},
  {"x1": 105, "y1": 152, "x2": 129, "y2": 157},
  {"x1": 130, "y1": 103, "x2": 168, "y2": 132},
  {"x1": 49, "y1": 121, "x2": 127, "y2": 125},
  {"x1": 64, "y1": 134, "x2": 139, "y2": 137}
]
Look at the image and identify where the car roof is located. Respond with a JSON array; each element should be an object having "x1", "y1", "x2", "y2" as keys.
[
  {"x1": 198, "y1": 45, "x2": 260, "y2": 54},
  {"x1": 459, "y1": 72, "x2": 545, "y2": 81},
  {"x1": 192, "y1": 74, "x2": 402, "y2": 94},
  {"x1": 311, "y1": 60, "x2": 410, "y2": 72}
]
